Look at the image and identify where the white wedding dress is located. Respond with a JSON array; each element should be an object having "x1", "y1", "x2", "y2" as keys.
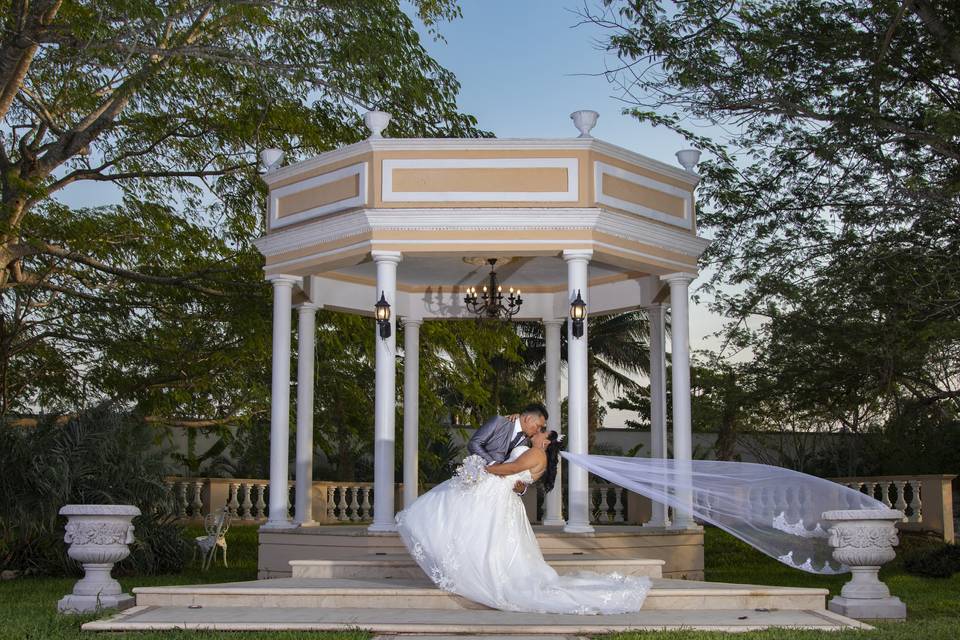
[{"x1": 395, "y1": 447, "x2": 651, "y2": 614}]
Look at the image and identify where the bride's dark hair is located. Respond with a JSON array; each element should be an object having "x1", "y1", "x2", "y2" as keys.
[{"x1": 540, "y1": 431, "x2": 562, "y2": 493}]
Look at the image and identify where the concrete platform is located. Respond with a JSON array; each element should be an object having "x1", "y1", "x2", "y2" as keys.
[
  {"x1": 84, "y1": 605, "x2": 871, "y2": 633},
  {"x1": 131, "y1": 576, "x2": 829, "y2": 611},
  {"x1": 290, "y1": 555, "x2": 665, "y2": 579},
  {"x1": 259, "y1": 525, "x2": 705, "y2": 580}
]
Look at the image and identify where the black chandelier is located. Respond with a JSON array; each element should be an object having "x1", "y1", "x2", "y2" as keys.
[{"x1": 463, "y1": 259, "x2": 523, "y2": 320}]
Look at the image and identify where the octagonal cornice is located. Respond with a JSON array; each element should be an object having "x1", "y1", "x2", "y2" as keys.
[{"x1": 255, "y1": 207, "x2": 710, "y2": 278}]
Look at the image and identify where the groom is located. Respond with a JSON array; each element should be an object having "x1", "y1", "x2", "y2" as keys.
[{"x1": 468, "y1": 402, "x2": 548, "y2": 494}]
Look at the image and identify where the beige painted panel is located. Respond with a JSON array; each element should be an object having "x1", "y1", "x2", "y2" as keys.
[
  {"x1": 374, "y1": 149, "x2": 591, "y2": 208},
  {"x1": 392, "y1": 167, "x2": 568, "y2": 193},
  {"x1": 277, "y1": 175, "x2": 359, "y2": 218},
  {"x1": 271, "y1": 152, "x2": 373, "y2": 190},
  {"x1": 602, "y1": 174, "x2": 685, "y2": 219}
]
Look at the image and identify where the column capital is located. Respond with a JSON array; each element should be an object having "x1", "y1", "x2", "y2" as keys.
[
  {"x1": 661, "y1": 272, "x2": 697, "y2": 286},
  {"x1": 294, "y1": 301, "x2": 322, "y2": 312},
  {"x1": 266, "y1": 274, "x2": 300, "y2": 287},
  {"x1": 402, "y1": 317, "x2": 424, "y2": 328},
  {"x1": 562, "y1": 249, "x2": 593, "y2": 263},
  {"x1": 371, "y1": 250, "x2": 403, "y2": 265},
  {"x1": 542, "y1": 317, "x2": 566, "y2": 327}
]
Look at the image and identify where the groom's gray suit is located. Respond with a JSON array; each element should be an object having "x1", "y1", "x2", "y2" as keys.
[{"x1": 468, "y1": 415, "x2": 529, "y2": 465}]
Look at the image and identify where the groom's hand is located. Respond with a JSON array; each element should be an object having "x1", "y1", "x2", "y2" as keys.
[{"x1": 513, "y1": 481, "x2": 526, "y2": 494}]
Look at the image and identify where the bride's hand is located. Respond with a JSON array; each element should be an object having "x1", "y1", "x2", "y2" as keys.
[{"x1": 513, "y1": 481, "x2": 526, "y2": 494}]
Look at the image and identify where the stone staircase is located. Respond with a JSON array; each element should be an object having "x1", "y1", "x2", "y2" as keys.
[{"x1": 83, "y1": 557, "x2": 870, "y2": 633}]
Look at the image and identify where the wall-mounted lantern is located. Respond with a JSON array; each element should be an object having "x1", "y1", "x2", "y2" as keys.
[
  {"x1": 375, "y1": 292, "x2": 391, "y2": 339},
  {"x1": 570, "y1": 289, "x2": 587, "y2": 339}
]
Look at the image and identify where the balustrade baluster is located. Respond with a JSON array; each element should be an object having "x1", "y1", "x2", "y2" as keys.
[
  {"x1": 191, "y1": 481, "x2": 204, "y2": 517},
  {"x1": 177, "y1": 482, "x2": 188, "y2": 517},
  {"x1": 326, "y1": 486, "x2": 336, "y2": 522},
  {"x1": 360, "y1": 487, "x2": 372, "y2": 521},
  {"x1": 349, "y1": 487, "x2": 361, "y2": 522},
  {"x1": 255, "y1": 483, "x2": 268, "y2": 519},
  {"x1": 240, "y1": 483, "x2": 254, "y2": 520},
  {"x1": 613, "y1": 487, "x2": 624, "y2": 523},
  {"x1": 911, "y1": 482, "x2": 923, "y2": 523},
  {"x1": 335, "y1": 486, "x2": 348, "y2": 522},
  {"x1": 893, "y1": 481, "x2": 908, "y2": 520},
  {"x1": 227, "y1": 482, "x2": 241, "y2": 517}
]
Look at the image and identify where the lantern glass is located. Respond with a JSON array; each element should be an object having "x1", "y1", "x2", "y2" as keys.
[
  {"x1": 375, "y1": 292, "x2": 391, "y2": 321},
  {"x1": 570, "y1": 290, "x2": 587, "y2": 320}
]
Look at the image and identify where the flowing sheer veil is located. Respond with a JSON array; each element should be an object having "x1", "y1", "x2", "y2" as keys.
[{"x1": 562, "y1": 453, "x2": 885, "y2": 574}]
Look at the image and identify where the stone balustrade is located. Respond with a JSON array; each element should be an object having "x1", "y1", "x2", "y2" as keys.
[
  {"x1": 165, "y1": 473, "x2": 955, "y2": 539},
  {"x1": 164, "y1": 478, "x2": 379, "y2": 524},
  {"x1": 831, "y1": 474, "x2": 956, "y2": 542}
]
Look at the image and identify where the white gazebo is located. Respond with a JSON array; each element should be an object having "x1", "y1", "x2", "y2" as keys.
[{"x1": 253, "y1": 110, "x2": 709, "y2": 577}]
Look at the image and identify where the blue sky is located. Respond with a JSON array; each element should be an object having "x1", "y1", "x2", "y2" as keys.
[{"x1": 412, "y1": 0, "x2": 690, "y2": 165}]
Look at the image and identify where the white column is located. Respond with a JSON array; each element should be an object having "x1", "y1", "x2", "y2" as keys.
[
  {"x1": 263, "y1": 275, "x2": 299, "y2": 529},
  {"x1": 369, "y1": 251, "x2": 402, "y2": 532},
  {"x1": 663, "y1": 273, "x2": 696, "y2": 529},
  {"x1": 542, "y1": 318, "x2": 565, "y2": 527},
  {"x1": 645, "y1": 303, "x2": 670, "y2": 527},
  {"x1": 402, "y1": 317, "x2": 422, "y2": 509},
  {"x1": 294, "y1": 302, "x2": 320, "y2": 526},
  {"x1": 563, "y1": 250, "x2": 594, "y2": 533}
]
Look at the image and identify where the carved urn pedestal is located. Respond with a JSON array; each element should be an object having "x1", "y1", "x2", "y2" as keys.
[
  {"x1": 57, "y1": 505, "x2": 140, "y2": 614},
  {"x1": 821, "y1": 509, "x2": 906, "y2": 620}
]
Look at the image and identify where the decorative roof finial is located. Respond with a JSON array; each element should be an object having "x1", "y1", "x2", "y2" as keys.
[
  {"x1": 676, "y1": 149, "x2": 702, "y2": 173},
  {"x1": 570, "y1": 110, "x2": 599, "y2": 138},
  {"x1": 364, "y1": 110, "x2": 392, "y2": 139}
]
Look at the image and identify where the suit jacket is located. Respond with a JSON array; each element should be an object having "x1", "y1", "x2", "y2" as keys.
[{"x1": 468, "y1": 415, "x2": 528, "y2": 465}]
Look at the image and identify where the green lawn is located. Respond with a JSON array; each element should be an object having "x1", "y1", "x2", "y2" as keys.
[{"x1": 1, "y1": 525, "x2": 956, "y2": 639}]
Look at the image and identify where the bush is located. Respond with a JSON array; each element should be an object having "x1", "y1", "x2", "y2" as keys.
[
  {"x1": 0, "y1": 407, "x2": 189, "y2": 575},
  {"x1": 903, "y1": 542, "x2": 960, "y2": 578}
]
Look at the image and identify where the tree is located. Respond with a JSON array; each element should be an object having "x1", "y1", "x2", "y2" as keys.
[
  {"x1": 586, "y1": 0, "x2": 960, "y2": 462},
  {"x1": 520, "y1": 311, "x2": 649, "y2": 438},
  {"x1": 1, "y1": 1, "x2": 483, "y2": 427}
]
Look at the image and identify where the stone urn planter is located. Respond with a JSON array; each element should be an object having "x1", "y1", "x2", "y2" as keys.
[
  {"x1": 821, "y1": 509, "x2": 906, "y2": 620},
  {"x1": 57, "y1": 505, "x2": 140, "y2": 614}
]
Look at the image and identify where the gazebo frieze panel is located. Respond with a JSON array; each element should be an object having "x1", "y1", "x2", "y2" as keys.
[{"x1": 261, "y1": 139, "x2": 700, "y2": 235}]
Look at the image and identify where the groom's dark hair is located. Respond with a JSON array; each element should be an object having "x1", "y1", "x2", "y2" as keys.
[{"x1": 520, "y1": 402, "x2": 548, "y2": 421}]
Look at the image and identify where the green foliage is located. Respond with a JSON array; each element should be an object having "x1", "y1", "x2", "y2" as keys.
[
  {"x1": 590, "y1": 0, "x2": 960, "y2": 474},
  {"x1": 903, "y1": 542, "x2": 960, "y2": 579},
  {"x1": 1, "y1": 0, "x2": 485, "y2": 433},
  {"x1": 0, "y1": 407, "x2": 188, "y2": 575}
]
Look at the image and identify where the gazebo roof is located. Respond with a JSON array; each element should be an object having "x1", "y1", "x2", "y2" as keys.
[{"x1": 254, "y1": 131, "x2": 709, "y2": 319}]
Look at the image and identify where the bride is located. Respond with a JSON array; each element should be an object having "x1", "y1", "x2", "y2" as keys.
[{"x1": 395, "y1": 429, "x2": 650, "y2": 614}]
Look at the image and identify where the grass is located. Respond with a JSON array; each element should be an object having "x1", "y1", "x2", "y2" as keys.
[
  {"x1": 0, "y1": 525, "x2": 368, "y2": 640},
  {"x1": 1, "y1": 524, "x2": 957, "y2": 639}
]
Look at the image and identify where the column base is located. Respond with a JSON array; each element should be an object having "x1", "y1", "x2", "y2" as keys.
[
  {"x1": 58, "y1": 593, "x2": 134, "y2": 614},
  {"x1": 294, "y1": 520, "x2": 319, "y2": 528},
  {"x1": 643, "y1": 519, "x2": 671, "y2": 528},
  {"x1": 541, "y1": 517, "x2": 566, "y2": 527},
  {"x1": 828, "y1": 596, "x2": 906, "y2": 620},
  {"x1": 562, "y1": 522, "x2": 595, "y2": 534},
  {"x1": 260, "y1": 519, "x2": 298, "y2": 531},
  {"x1": 367, "y1": 522, "x2": 398, "y2": 533}
]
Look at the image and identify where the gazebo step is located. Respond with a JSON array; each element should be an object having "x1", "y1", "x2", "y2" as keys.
[
  {"x1": 84, "y1": 605, "x2": 870, "y2": 633},
  {"x1": 133, "y1": 577, "x2": 827, "y2": 612},
  {"x1": 289, "y1": 555, "x2": 664, "y2": 579}
]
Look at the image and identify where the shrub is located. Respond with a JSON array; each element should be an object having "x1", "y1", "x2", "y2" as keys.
[
  {"x1": 0, "y1": 407, "x2": 189, "y2": 575},
  {"x1": 903, "y1": 542, "x2": 960, "y2": 578}
]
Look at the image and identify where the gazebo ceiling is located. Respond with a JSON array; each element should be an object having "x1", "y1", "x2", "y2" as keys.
[{"x1": 331, "y1": 255, "x2": 632, "y2": 292}]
